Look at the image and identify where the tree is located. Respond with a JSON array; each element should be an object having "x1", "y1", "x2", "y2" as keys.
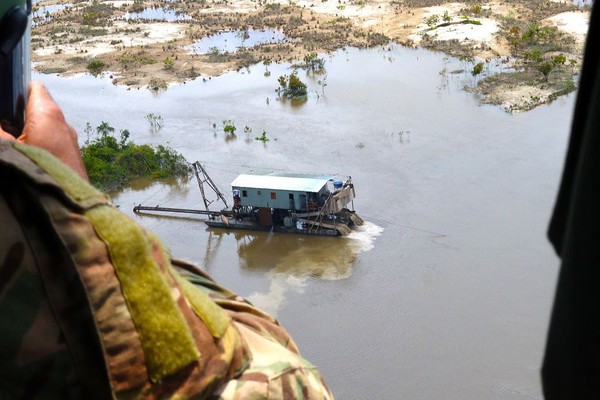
[
  {"x1": 538, "y1": 61, "x2": 554, "y2": 82},
  {"x1": 302, "y1": 52, "x2": 325, "y2": 73},
  {"x1": 276, "y1": 72, "x2": 308, "y2": 99},
  {"x1": 264, "y1": 58, "x2": 272, "y2": 77},
  {"x1": 442, "y1": 11, "x2": 451, "y2": 23},
  {"x1": 317, "y1": 74, "x2": 328, "y2": 96},
  {"x1": 459, "y1": 54, "x2": 474, "y2": 70},
  {"x1": 146, "y1": 113, "x2": 164, "y2": 131},
  {"x1": 472, "y1": 62, "x2": 484, "y2": 76},
  {"x1": 81, "y1": 121, "x2": 189, "y2": 191},
  {"x1": 425, "y1": 14, "x2": 440, "y2": 28},
  {"x1": 97, "y1": 121, "x2": 115, "y2": 137}
]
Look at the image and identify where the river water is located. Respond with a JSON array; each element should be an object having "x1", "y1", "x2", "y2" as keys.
[{"x1": 38, "y1": 45, "x2": 575, "y2": 399}]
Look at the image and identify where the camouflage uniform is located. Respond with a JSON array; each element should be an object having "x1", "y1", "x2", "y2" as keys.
[{"x1": 0, "y1": 140, "x2": 333, "y2": 400}]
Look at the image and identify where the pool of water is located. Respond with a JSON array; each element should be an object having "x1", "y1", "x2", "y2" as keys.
[
  {"x1": 187, "y1": 29, "x2": 292, "y2": 54},
  {"x1": 573, "y1": 0, "x2": 593, "y2": 7},
  {"x1": 38, "y1": 44, "x2": 576, "y2": 400},
  {"x1": 32, "y1": 3, "x2": 72, "y2": 25},
  {"x1": 123, "y1": 7, "x2": 192, "y2": 22}
]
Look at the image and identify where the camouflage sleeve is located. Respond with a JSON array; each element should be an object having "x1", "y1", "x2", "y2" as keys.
[
  {"x1": 174, "y1": 260, "x2": 334, "y2": 400},
  {"x1": 0, "y1": 141, "x2": 333, "y2": 400},
  {"x1": 0, "y1": 148, "x2": 110, "y2": 399}
]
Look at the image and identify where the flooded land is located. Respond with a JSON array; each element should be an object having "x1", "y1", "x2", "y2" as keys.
[
  {"x1": 30, "y1": 0, "x2": 590, "y2": 399},
  {"x1": 41, "y1": 41, "x2": 576, "y2": 398},
  {"x1": 32, "y1": 0, "x2": 590, "y2": 112}
]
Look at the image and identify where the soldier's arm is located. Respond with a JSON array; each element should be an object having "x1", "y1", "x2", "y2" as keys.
[{"x1": 0, "y1": 81, "x2": 88, "y2": 180}]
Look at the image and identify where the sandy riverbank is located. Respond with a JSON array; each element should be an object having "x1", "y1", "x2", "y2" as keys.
[{"x1": 32, "y1": 0, "x2": 591, "y2": 111}]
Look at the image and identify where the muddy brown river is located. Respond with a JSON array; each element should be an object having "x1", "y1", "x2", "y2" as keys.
[{"x1": 39, "y1": 45, "x2": 575, "y2": 399}]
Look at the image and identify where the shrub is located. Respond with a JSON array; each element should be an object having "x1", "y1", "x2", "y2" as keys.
[
  {"x1": 538, "y1": 61, "x2": 554, "y2": 82},
  {"x1": 87, "y1": 60, "x2": 106, "y2": 76},
  {"x1": 81, "y1": 122, "x2": 190, "y2": 191},
  {"x1": 148, "y1": 78, "x2": 168, "y2": 92},
  {"x1": 163, "y1": 57, "x2": 175, "y2": 71},
  {"x1": 276, "y1": 72, "x2": 308, "y2": 99},
  {"x1": 222, "y1": 120, "x2": 236, "y2": 135},
  {"x1": 472, "y1": 62, "x2": 484, "y2": 76},
  {"x1": 553, "y1": 54, "x2": 566, "y2": 66},
  {"x1": 255, "y1": 130, "x2": 269, "y2": 142}
]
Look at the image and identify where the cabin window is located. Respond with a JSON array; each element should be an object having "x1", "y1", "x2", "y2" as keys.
[
  {"x1": 289, "y1": 194, "x2": 294, "y2": 200},
  {"x1": 271, "y1": 192, "x2": 277, "y2": 200},
  {"x1": 242, "y1": 190, "x2": 248, "y2": 197},
  {"x1": 257, "y1": 190, "x2": 262, "y2": 196}
]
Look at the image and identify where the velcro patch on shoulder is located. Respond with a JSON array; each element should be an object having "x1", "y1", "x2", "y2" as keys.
[{"x1": 86, "y1": 205, "x2": 200, "y2": 382}]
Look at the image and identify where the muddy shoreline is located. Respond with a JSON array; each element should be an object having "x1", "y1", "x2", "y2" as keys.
[{"x1": 32, "y1": 0, "x2": 590, "y2": 112}]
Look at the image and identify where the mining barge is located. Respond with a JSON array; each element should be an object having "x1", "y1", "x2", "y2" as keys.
[{"x1": 134, "y1": 162, "x2": 363, "y2": 236}]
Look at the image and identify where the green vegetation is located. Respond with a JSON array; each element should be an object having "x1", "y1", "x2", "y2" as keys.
[
  {"x1": 81, "y1": 122, "x2": 190, "y2": 191},
  {"x1": 163, "y1": 57, "x2": 175, "y2": 71},
  {"x1": 537, "y1": 61, "x2": 554, "y2": 82},
  {"x1": 317, "y1": 75, "x2": 328, "y2": 96},
  {"x1": 468, "y1": 3, "x2": 483, "y2": 16},
  {"x1": 208, "y1": 47, "x2": 227, "y2": 62},
  {"x1": 255, "y1": 130, "x2": 269, "y2": 142},
  {"x1": 82, "y1": 2, "x2": 114, "y2": 27},
  {"x1": 87, "y1": 60, "x2": 106, "y2": 76},
  {"x1": 118, "y1": 52, "x2": 157, "y2": 69},
  {"x1": 276, "y1": 72, "x2": 308, "y2": 99},
  {"x1": 146, "y1": 113, "x2": 164, "y2": 130},
  {"x1": 468, "y1": 18, "x2": 578, "y2": 111},
  {"x1": 293, "y1": 52, "x2": 326, "y2": 73},
  {"x1": 472, "y1": 62, "x2": 484, "y2": 76},
  {"x1": 130, "y1": 0, "x2": 144, "y2": 13},
  {"x1": 79, "y1": 27, "x2": 108, "y2": 37},
  {"x1": 537, "y1": 55, "x2": 567, "y2": 82},
  {"x1": 148, "y1": 78, "x2": 168, "y2": 92},
  {"x1": 223, "y1": 120, "x2": 237, "y2": 135},
  {"x1": 425, "y1": 14, "x2": 440, "y2": 28},
  {"x1": 425, "y1": 13, "x2": 482, "y2": 30},
  {"x1": 506, "y1": 22, "x2": 567, "y2": 56}
]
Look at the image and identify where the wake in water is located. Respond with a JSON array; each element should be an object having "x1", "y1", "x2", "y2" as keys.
[{"x1": 247, "y1": 221, "x2": 384, "y2": 316}]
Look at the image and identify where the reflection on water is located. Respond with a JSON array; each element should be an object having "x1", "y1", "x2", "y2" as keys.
[
  {"x1": 203, "y1": 221, "x2": 382, "y2": 278},
  {"x1": 187, "y1": 29, "x2": 291, "y2": 54},
  {"x1": 231, "y1": 222, "x2": 383, "y2": 316},
  {"x1": 573, "y1": 0, "x2": 593, "y2": 7},
  {"x1": 32, "y1": 3, "x2": 71, "y2": 25},
  {"x1": 111, "y1": 175, "x2": 192, "y2": 196},
  {"x1": 123, "y1": 8, "x2": 192, "y2": 22}
]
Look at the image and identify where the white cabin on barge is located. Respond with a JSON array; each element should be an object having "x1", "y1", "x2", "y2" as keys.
[{"x1": 208, "y1": 171, "x2": 362, "y2": 236}]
